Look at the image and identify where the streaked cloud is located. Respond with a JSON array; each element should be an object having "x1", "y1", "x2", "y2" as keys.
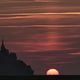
[{"x1": 0, "y1": 0, "x2": 80, "y2": 14}]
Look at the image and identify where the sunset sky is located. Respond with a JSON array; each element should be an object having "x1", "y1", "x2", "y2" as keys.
[{"x1": 0, "y1": 0, "x2": 80, "y2": 75}]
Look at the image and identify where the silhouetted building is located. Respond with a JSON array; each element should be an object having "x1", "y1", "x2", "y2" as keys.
[{"x1": 0, "y1": 40, "x2": 34, "y2": 75}]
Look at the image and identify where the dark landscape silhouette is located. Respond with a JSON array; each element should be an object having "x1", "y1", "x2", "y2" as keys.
[{"x1": 0, "y1": 40, "x2": 34, "y2": 75}]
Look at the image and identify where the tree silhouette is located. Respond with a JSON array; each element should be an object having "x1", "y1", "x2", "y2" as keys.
[{"x1": 0, "y1": 40, "x2": 34, "y2": 75}]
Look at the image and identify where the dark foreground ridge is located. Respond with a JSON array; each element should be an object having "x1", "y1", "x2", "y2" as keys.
[{"x1": 0, "y1": 40, "x2": 34, "y2": 75}]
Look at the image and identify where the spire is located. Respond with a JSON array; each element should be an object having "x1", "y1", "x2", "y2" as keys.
[{"x1": 0, "y1": 39, "x2": 7, "y2": 52}]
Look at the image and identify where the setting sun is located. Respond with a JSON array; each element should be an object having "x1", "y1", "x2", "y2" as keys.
[{"x1": 46, "y1": 69, "x2": 59, "y2": 75}]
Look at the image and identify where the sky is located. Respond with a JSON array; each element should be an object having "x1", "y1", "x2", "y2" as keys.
[{"x1": 0, "y1": 0, "x2": 80, "y2": 75}]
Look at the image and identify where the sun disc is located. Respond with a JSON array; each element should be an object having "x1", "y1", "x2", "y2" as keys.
[{"x1": 46, "y1": 69, "x2": 59, "y2": 75}]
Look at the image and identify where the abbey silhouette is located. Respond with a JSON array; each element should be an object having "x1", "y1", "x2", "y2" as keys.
[{"x1": 0, "y1": 40, "x2": 34, "y2": 75}]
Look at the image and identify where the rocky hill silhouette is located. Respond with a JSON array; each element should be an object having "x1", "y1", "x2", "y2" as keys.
[{"x1": 0, "y1": 40, "x2": 34, "y2": 75}]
